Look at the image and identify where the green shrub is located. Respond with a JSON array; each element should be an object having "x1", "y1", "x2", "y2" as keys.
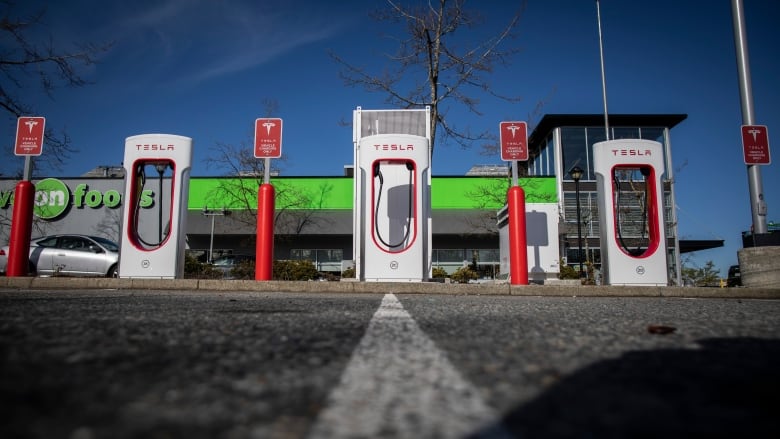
[
  {"x1": 450, "y1": 266, "x2": 478, "y2": 284},
  {"x1": 273, "y1": 260, "x2": 319, "y2": 281},
  {"x1": 341, "y1": 267, "x2": 356, "y2": 278},
  {"x1": 431, "y1": 267, "x2": 448, "y2": 278},
  {"x1": 230, "y1": 260, "x2": 256, "y2": 280},
  {"x1": 184, "y1": 253, "x2": 222, "y2": 279},
  {"x1": 559, "y1": 259, "x2": 580, "y2": 280}
]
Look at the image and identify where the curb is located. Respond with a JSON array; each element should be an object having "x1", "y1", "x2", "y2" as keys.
[{"x1": 1, "y1": 276, "x2": 779, "y2": 299}]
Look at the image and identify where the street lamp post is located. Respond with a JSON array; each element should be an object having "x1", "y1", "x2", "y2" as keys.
[
  {"x1": 202, "y1": 206, "x2": 229, "y2": 263},
  {"x1": 569, "y1": 166, "x2": 584, "y2": 277}
]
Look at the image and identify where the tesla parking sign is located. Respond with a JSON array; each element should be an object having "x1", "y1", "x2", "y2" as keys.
[
  {"x1": 741, "y1": 125, "x2": 770, "y2": 165},
  {"x1": 254, "y1": 118, "x2": 283, "y2": 158},
  {"x1": 14, "y1": 116, "x2": 45, "y2": 156},
  {"x1": 500, "y1": 121, "x2": 528, "y2": 161}
]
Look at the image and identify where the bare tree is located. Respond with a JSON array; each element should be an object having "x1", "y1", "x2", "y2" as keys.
[
  {"x1": 332, "y1": 0, "x2": 525, "y2": 155},
  {"x1": 204, "y1": 99, "x2": 335, "y2": 236},
  {"x1": 92, "y1": 207, "x2": 122, "y2": 242},
  {"x1": 274, "y1": 181, "x2": 336, "y2": 235},
  {"x1": 1, "y1": 1, "x2": 111, "y2": 177},
  {"x1": 463, "y1": 176, "x2": 558, "y2": 234},
  {"x1": 199, "y1": 167, "x2": 337, "y2": 237}
]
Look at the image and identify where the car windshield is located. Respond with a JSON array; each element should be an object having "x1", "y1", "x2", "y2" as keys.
[
  {"x1": 212, "y1": 255, "x2": 251, "y2": 266},
  {"x1": 90, "y1": 236, "x2": 119, "y2": 252},
  {"x1": 212, "y1": 257, "x2": 234, "y2": 266}
]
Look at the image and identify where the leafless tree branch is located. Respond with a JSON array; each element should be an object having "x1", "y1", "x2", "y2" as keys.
[
  {"x1": 333, "y1": 0, "x2": 526, "y2": 156},
  {"x1": 1, "y1": 1, "x2": 112, "y2": 177}
]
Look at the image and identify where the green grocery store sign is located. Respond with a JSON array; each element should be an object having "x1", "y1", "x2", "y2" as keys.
[
  {"x1": 1, "y1": 175, "x2": 558, "y2": 220},
  {"x1": 0, "y1": 178, "x2": 154, "y2": 220},
  {"x1": 187, "y1": 176, "x2": 557, "y2": 210}
]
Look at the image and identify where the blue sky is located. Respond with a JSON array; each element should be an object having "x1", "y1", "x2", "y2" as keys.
[{"x1": 4, "y1": 0, "x2": 779, "y2": 276}]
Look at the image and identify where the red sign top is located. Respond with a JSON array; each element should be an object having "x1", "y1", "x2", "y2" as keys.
[
  {"x1": 500, "y1": 121, "x2": 528, "y2": 161},
  {"x1": 14, "y1": 116, "x2": 46, "y2": 156},
  {"x1": 741, "y1": 125, "x2": 771, "y2": 165},
  {"x1": 254, "y1": 118, "x2": 283, "y2": 159}
]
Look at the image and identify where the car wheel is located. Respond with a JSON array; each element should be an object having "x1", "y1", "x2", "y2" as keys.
[
  {"x1": 107, "y1": 264, "x2": 118, "y2": 278},
  {"x1": 28, "y1": 262, "x2": 37, "y2": 277}
]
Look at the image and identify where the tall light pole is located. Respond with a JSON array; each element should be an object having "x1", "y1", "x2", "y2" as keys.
[
  {"x1": 595, "y1": 0, "x2": 610, "y2": 140},
  {"x1": 569, "y1": 166, "x2": 585, "y2": 277},
  {"x1": 731, "y1": 0, "x2": 767, "y2": 235},
  {"x1": 202, "y1": 206, "x2": 229, "y2": 263}
]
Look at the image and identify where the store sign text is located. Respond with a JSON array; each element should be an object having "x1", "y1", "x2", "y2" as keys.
[{"x1": 0, "y1": 179, "x2": 154, "y2": 220}]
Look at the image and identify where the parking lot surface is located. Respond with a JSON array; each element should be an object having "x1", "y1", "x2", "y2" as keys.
[{"x1": 1, "y1": 287, "x2": 778, "y2": 438}]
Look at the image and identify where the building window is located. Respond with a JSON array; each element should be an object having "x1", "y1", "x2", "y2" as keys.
[
  {"x1": 563, "y1": 191, "x2": 599, "y2": 237},
  {"x1": 432, "y1": 248, "x2": 500, "y2": 278},
  {"x1": 529, "y1": 133, "x2": 555, "y2": 177},
  {"x1": 565, "y1": 247, "x2": 601, "y2": 268},
  {"x1": 561, "y1": 126, "x2": 668, "y2": 182},
  {"x1": 432, "y1": 249, "x2": 466, "y2": 264},
  {"x1": 561, "y1": 127, "x2": 590, "y2": 180},
  {"x1": 468, "y1": 248, "x2": 500, "y2": 264},
  {"x1": 612, "y1": 127, "x2": 639, "y2": 140},
  {"x1": 290, "y1": 248, "x2": 343, "y2": 272}
]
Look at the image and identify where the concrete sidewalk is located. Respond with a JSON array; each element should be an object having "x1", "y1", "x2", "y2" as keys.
[{"x1": 2, "y1": 276, "x2": 779, "y2": 299}]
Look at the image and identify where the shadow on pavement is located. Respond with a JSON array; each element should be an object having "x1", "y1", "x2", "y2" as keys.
[{"x1": 477, "y1": 337, "x2": 780, "y2": 438}]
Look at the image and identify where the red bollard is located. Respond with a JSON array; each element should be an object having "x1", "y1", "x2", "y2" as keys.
[
  {"x1": 255, "y1": 183, "x2": 275, "y2": 281},
  {"x1": 7, "y1": 181, "x2": 35, "y2": 277},
  {"x1": 508, "y1": 185, "x2": 528, "y2": 285}
]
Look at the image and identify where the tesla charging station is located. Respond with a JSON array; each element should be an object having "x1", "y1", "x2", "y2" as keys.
[
  {"x1": 353, "y1": 107, "x2": 432, "y2": 282},
  {"x1": 593, "y1": 139, "x2": 667, "y2": 286},
  {"x1": 119, "y1": 134, "x2": 192, "y2": 279}
]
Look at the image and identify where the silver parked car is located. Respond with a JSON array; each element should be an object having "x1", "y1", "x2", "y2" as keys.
[{"x1": 0, "y1": 234, "x2": 119, "y2": 277}]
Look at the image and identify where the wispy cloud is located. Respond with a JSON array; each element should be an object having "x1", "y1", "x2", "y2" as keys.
[{"x1": 111, "y1": 0, "x2": 354, "y2": 87}]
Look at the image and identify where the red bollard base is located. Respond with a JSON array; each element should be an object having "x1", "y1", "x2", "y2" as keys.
[
  {"x1": 7, "y1": 181, "x2": 35, "y2": 277},
  {"x1": 508, "y1": 185, "x2": 528, "y2": 285},
  {"x1": 255, "y1": 184, "x2": 275, "y2": 281}
]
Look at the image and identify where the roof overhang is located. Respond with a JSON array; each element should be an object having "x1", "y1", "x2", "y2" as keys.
[
  {"x1": 529, "y1": 114, "x2": 688, "y2": 149},
  {"x1": 679, "y1": 239, "x2": 724, "y2": 254}
]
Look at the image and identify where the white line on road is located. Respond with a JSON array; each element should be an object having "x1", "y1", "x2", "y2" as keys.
[{"x1": 308, "y1": 293, "x2": 508, "y2": 438}]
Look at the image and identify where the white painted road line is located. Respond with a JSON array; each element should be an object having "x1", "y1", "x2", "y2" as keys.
[{"x1": 308, "y1": 293, "x2": 508, "y2": 438}]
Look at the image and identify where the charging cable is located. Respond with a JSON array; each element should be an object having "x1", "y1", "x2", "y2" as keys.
[
  {"x1": 133, "y1": 163, "x2": 169, "y2": 248},
  {"x1": 373, "y1": 161, "x2": 414, "y2": 249}
]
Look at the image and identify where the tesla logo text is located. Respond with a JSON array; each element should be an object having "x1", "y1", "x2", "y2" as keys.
[
  {"x1": 611, "y1": 149, "x2": 652, "y2": 157},
  {"x1": 136, "y1": 144, "x2": 175, "y2": 151},
  {"x1": 373, "y1": 144, "x2": 414, "y2": 151}
]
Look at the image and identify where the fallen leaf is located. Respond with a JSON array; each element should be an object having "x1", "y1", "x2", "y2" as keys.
[{"x1": 647, "y1": 325, "x2": 676, "y2": 335}]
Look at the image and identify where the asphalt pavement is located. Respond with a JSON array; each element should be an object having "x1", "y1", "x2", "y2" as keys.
[{"x1": 1, "y1": 282, "x2": 779, "y2": 438}]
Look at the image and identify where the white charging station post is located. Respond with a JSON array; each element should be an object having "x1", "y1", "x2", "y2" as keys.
[
  {"x1": 353, "y1": 107, "x2": 432, "y2": 282},
  {"x1": 119, "y1": 134, "x2": 192, "y2": 279},
  {"x1": 593, "y1": 139, "x2": 668, "y2": 286}
]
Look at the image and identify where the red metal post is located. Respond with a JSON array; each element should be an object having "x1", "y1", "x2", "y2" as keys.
[
  {"x1": 255, "y1": 183, "x2": 275, "y2": 281},
  {"x1": 508, "y1": 185, "x2": 528, "y2": 285},
  {"x1": 7, "y1": 181, "x2": 35, "y2": 277}
]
